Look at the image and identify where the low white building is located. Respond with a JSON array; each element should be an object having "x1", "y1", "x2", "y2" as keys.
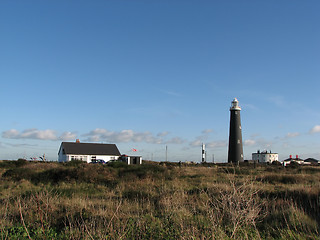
[
  {"x1": 58, "y1": 141, "x2": 121, "y2": 163},
  {"x1": 252, "y1": 150, "x2": 278, "y2": 163},
  {"x1": 119, "y1": 155, "x2": 143, "y2": 165}
]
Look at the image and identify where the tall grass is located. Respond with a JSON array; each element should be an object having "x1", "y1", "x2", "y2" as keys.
[{"x1": 0, "y1": 160, "x2": 319, "y2": 239}]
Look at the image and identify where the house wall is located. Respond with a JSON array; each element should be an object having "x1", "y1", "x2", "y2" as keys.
[
  {"x1": 86, "y1": 155, "x2": 119, "y2": 163},
  {"x1": 252, "y1": 153, "x2": 278, "y2": 163},
  {"x1": 58, "y1": 151, "x2": 67, "y2": 162},
  {"x1": 59, "y1": 154, "x2": 119, "y2": 163}
]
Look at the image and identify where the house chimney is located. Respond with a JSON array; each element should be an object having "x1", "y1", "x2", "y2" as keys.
[
  {"x1": 76, "y1": 139, "x2": 80, "y2": 143},
  {"x1": 296, "y1": 155, "x2": 298, "y2": 159},
  {"x1": 289, "y1": 155, "x2": 292, "y2": 159}
]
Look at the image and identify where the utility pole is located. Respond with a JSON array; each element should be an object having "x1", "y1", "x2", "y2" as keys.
[{"x1": 165, "y1": 145, "x2": 168, "y2": 162}]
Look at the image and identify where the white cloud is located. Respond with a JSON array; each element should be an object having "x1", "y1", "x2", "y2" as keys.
[
  {"x1": 165, "y1": 137, "x2": 185, "y2": 144},
  {"x1": 310, "y1": 125, "x2": 320, "y2": 134},
  {"x1": 207, "y1": 141, "x2": 227, "y2": 148},
  {"x1": 2, "y1": 129, "x2": 78, "y2": 141},
  {"x1": 83, "y1": 128, "x2": 163, "y2": 144},
  {"x1": 244, "y1": 139, "x2": 256, "y2": 146},
  {"x1": 190, "y1": 139, "x2": 202, "y2": 147},
  {"x1": 286, "y1": 132, "x2": 300, "y2": 138},
  {"x1": 157, "y1": 131, "x2": 170, "y2": 137},
  {"x1": 2, "y1": 129, "x2": 57, "y2": 140},
  {"x1": 6, "y1": 143, "x2": 37, "y2": 147},
  {"x1": 2, "y1": 129, "x2": 20, "y2": 139},
  {"x1": 202, "y1": 129, "x2": 213, "y2": 134},
  {"x1": 193, "y1": 129, "x2": 214, "y2": 143},
  {"x1": 190, "y1": 140, "x2": 226, "y2": 148},
  {"x1": 242, "y1": 103, "x2": 258, "y2": 110},
  {"x1": 59, "y1": 131, "x2": 77, "y2": 141}
]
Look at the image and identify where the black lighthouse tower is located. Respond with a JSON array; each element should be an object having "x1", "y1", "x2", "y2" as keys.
[{"x1": 228, "y1": 98, "x2": 244, "y2": 164}]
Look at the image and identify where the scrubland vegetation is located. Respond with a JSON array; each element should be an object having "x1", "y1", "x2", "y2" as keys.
[{"x1": 0, "y1": 159, "x2": 319, "y2": 239}]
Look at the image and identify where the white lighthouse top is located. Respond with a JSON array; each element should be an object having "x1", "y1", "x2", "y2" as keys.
[{"x1": 230, "y1": 98, "x2": 241, "y2": 110}]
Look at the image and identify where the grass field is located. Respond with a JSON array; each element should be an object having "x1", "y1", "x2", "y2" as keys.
[{"x1": 0, "y1": 159, "x2": 319, "y2": 239}]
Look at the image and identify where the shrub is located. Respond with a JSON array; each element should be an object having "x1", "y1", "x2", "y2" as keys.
[
  {"x1": 2, "y1": 225, "x2": 61, "y2": 239},
  {"x1": 32, "y1": 168, "x2": 78, "y2": 184},
  {"x1": 16, "y1": 159, "x2": 28, "y2": 167},
  {"x1": 64, "y1": 160, "x2": 86, "y2": 167},
  {"x1": 118, "y1": 164, "x2": 166, "y2": 179},
  {"x1": 257, "y1": 174, "x2": 299, "y2": 184},
  {"x1": 205, "y1": 179, "x2": 265, "y2": 238},
  {"x1": 30, "y1": 165, "x2": 116, "y2": 185},
  {"x1": 2, "y1": 168, "x2": 35, "y2": 181},
  {"x1": 106, "y1": 161, "x2": 129, "y2": 168},
  {"x1": 0, "y1": 159, "x2": 28, "y2": 169}
]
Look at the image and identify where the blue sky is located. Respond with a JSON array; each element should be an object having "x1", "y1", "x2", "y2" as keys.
[{"x1": 1, "y1": 0, "x2": 320, "y2": 162}]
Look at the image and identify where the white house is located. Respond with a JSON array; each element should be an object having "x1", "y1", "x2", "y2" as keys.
[
  {"x1": 58, "y1": 141, "x2": 121, "y2": 163},
  {"x1": 282, "y1": 155, "x2": 318, "y2": 166},
  {"x1": 252, "y1": 150, "x2": 278, "y2": 163}
]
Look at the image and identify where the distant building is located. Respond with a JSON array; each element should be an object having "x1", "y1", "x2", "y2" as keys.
[
  {"x1": 58, "y1": 140, "x2": 121, "y2": 163},
  {"x1": 283, "y1": 155, "x2": 319, "y2": 166},
  {"x1": 58, "y1": 140, "x2": 142, "y2": 165},
  {"x1": 252, "y1": 150, "x2": 278, "y2": 163},
  {"x1": 304, "y1": 158, "x2": 319, "y2": 165}
]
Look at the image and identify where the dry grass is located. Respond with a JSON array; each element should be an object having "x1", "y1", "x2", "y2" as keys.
[{"x1": 0, "y1": 161, "x2": 319, "y2": 239}]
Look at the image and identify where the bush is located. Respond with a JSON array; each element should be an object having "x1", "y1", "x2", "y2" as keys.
[
  {"x1": 3, "y1": 168, "x2": 35, "y2": 181},
  {"x1": 64, "y1": 160, "x2": 86, "y2": 167},
  {"x1": 32, "y1": 168, "x2": 78, "y2": 184},
  {"x1": 106, "y1": 161, "x2": 129, "y2": 168},
  {"x1": 16, "y1": 159, "x2": 28, "y2": 167},
  {"x1": 0, "y1": 159, "x2": 28, "y2": 169},
  {"x1": 257, "y1": 174, "x2": 299, "y2": 184},
  {"x1": 118, "y1": 164, "x2": 166, "y2": 179},
  {"x1": 272, "y1": 161, "x2": 282, "y2": 166}
]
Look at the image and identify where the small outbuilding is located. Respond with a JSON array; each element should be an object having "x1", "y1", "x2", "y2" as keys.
[{"x1": 118, "y1": 155, "x2": 142, "y2": 165}]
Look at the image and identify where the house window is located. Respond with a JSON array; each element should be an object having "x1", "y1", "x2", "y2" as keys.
[
  {"x1": 71, "y1": 155, "x2": 86, "y2": 161},
  {"x1": 91, "y1": 156, "x2": 96, "y2": 162}
]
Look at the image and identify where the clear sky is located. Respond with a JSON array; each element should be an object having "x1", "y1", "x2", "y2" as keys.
[{"x1": 1, "y1": 0, "x2": 320, "y2": 162}]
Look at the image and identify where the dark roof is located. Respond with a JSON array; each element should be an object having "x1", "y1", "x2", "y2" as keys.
[
  {"x1": 60, "y1": 142, "x2": 121, "y2": 156},
  {"x1": 304, "y1": 158, "x2": 319, "y2": 163},
  {"x1": 283, "y1": 158, "x2": 319, "y2": 163}
]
